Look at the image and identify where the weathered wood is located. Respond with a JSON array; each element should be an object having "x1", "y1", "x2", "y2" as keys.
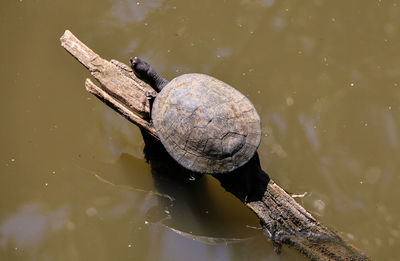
[
  {"x1": 60, "y1": 30, "x2": 369, "y2": 261},
  {"x1": 85, "y1": 78, "x2": 158, "y2": 139},
  {"x1": 61, "y1": 30, "x2": 151, "y2": 117},
  {"x1": 248, "y1": 182, "x2": 367, "y2": 260}
]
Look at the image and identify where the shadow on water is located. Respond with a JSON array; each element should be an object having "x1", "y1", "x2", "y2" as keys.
[{"x1": 214, "y1": 150, "x2": 270, "y2": 203}]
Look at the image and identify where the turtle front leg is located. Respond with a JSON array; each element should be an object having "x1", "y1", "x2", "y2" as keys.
[{"x1": 145, "y1": 90, "x2": 157, "y2": 120}]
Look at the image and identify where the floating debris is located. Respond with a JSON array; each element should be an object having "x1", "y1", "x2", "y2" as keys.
[
  {"x1": 164, "y1": 225, "x2": 253, "y2": 245},
  {"x1": 76, "y1": 166, "x2": 175, "y2": 201},
  {"x1": 86, "y1": 207, "x2": 97, "y2": 217},
  {"x1": 313, "y1": 199, "x2": 326, "y2": 212},
  {"x1": 291, "y1": 192, "x2": 308, "y2": 198}
]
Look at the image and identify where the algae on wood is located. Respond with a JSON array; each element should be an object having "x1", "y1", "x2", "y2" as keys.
[{"x1": 60, "y1": 30, "x2": 369, "y2": 261}]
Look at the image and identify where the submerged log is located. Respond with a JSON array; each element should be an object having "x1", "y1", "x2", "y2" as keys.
[{"x1": 60, "y1": 30, "x2": 369, "y2": 261}]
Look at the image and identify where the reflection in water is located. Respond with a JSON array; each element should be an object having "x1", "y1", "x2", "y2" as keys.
[
  {"x1": 261, "y1": 0, "x2": 275, "y2": 8},
  {"x1": 0, "y1": 203, "x2": 68, "y2": 252},
  {"x1": 146, "y1": 223, "x2": 274, "y2": 261},
  {"x1": 383, "y1": 111, "x2": 399, "y2": 150},
  {"x1": 271, "y1": 113, "x2": 287, "y2": 136},
  {"x1": 270, "y1": 16, "x2": 286, "y2": 31},
  {"x1": 240, "y1": 0, "x2": 274, "y2": 7},
  {"x1": 141, "y1": 129, "x2": 226, "y2": 236},
  {"x1": 82, "y1": 139, "x2": 263, "y2": 247},
  {"x1": 111, "y1": 0, "x2": 165, "y2": 23},
  {"x1": 80, "y1": 132, "x2": 275, "y2": 260},
  {"x1": 141, "y1": 130, "x2": 268, "y2": 235},
  {"x1": 214, "y1": 47, "x2": 232, "y2": 59},
  {"x1": 298, "y1": 113, "x2": 319, "y2": 151}
]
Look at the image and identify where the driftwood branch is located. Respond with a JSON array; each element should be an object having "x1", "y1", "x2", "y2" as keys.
[
  {"x1": 84, "y1": 78, "x2": 158, "y2": 139},
  {"x1": 60, "y1": 30, "x2": 369, "y2": 261}
]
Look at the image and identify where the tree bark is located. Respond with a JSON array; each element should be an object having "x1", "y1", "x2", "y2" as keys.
[{"x1": 60, "y1": 30, "x2": 370, "y2": 261}]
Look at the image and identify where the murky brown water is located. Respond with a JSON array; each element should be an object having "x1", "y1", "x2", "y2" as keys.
[{"x1": 1, "y1": 0, "x2": 400, "y2": 260}]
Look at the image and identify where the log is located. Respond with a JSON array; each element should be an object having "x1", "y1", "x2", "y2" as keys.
[
  {"x1": 60, "y1": 30, "x2": 369, "y2": 261},
  {"x1": 84, "y1": 78, "x2": 158, "y2": 139}
]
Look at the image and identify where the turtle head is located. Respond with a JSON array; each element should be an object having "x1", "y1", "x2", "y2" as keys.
[
  {"x1": 130, "y1": 57, "x2": 152, "y2": 82},
  {"x1": 130, "y1": 57, "x2": 168, "y2": 92}
]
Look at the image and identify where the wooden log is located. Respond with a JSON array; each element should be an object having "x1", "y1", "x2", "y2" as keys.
[
  {"x1": 60, "y1": 30, "x2": 151, "y2": 117},
  {"x1": 84, "y1": 78, "x2": 158, "y2": 139},
  {"x1": 60, "y1": 30, "x2": 369, "y2": 261}
]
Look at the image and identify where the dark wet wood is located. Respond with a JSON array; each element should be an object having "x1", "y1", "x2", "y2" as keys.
[{"x1": 60, "y1": 30, "x2": 370, "y2": 261}]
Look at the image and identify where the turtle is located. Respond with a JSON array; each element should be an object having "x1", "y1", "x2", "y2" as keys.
[{"x1": 130, "y1": 57, "x2": 262, "y2": 174}]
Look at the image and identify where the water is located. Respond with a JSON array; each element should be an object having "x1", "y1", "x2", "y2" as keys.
[{"x1": 1, "y1": 0, "x2": 400, "y2": 260}]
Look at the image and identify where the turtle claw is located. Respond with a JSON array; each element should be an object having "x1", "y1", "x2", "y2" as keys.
[{"x1": 146, "y1": 90, "x2": 157, "y2": 100}]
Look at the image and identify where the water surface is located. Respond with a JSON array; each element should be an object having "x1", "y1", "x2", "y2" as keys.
[{"x1": 1, "y1": 0, "x2": 400, "y2": 260}]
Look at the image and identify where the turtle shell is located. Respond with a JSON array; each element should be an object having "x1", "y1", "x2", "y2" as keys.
[{"x1": 152, "y1": 73, "x2": 261, "y2": 174}]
